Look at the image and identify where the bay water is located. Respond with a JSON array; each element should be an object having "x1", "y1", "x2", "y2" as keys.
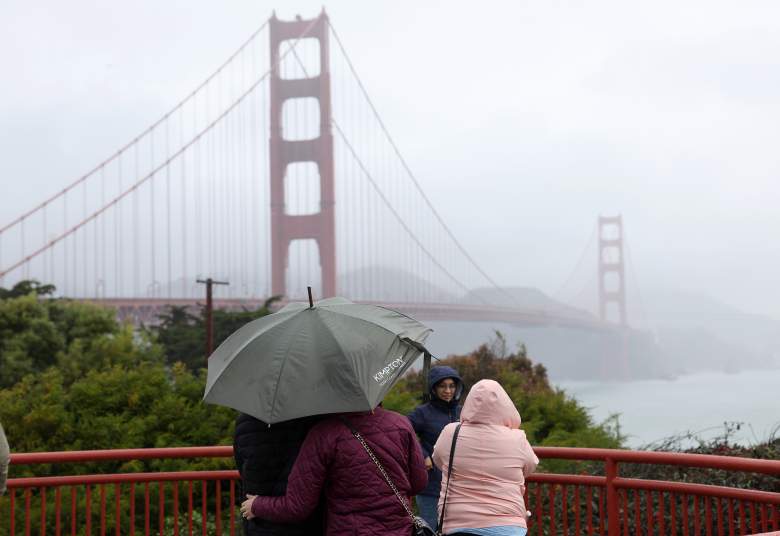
[{"x1": 556, "y1": 368, "x2": 780, "y2": 448}]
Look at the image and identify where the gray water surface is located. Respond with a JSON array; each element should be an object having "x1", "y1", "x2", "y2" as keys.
[{"x1": 556, "y1": 368, "x2": 780, "y2": 448}]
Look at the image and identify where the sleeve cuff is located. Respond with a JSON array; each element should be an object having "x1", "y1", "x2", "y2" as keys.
[{"x1": 251, "y1": 496, "x2": 265, "y2": 518}]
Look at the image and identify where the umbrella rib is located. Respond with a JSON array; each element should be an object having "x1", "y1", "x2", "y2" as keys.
[
  {"x1": 374, "y1": 305, "x2": 428, "y2": 324},
  {"x1": 322, "y1": 307, "x2": 433, "y2": 341}
]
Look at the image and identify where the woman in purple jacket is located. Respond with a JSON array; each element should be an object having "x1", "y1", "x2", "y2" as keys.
[{"x1": 241, "y1": 406, "x2": 428, "y2": 536}]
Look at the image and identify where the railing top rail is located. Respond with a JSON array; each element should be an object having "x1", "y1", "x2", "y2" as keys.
[
  {"x1": 6, "y1": 470, "x2": 239, "y2": 489},
  {"x1": 535, "y1": 446, "x2": 780, "y2": 475},
  {"x1": 613, "y1": 476, "x2": 780, "y2": 505},
  {"x1": 10, "y1": 445, "x2": 780, "y2": 475},
  {"x1": 9, "y1": 446, "x2": 234, "y2": 465}
]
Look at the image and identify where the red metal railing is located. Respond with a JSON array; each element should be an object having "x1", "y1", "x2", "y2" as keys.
[
  {"x1": 525, "y1": 447, "x2": 780, "y2": 535},
  {"x1": 4, "y1": 446, "x2": 779, "y2": 535}
]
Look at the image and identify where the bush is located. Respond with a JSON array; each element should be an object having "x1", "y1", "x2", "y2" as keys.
[{"x1": 384, "y1": 335, "x2": 625, "y2": 454}]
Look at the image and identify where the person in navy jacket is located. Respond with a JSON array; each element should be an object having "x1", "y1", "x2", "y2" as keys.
[{"x1": 407, "y1": 365, "x2": 463, "y2": 531}]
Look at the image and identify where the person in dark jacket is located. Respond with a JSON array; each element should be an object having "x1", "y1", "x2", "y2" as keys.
[
  {"x1": 233, "y1": 413, "x2": 323, "y2": 536},
  {"x1": 407, "y1": 365, "x2": 463, "y2": 531},
  {"x1": 240, "y1": 407, "x2": 428, "y2": 536}
]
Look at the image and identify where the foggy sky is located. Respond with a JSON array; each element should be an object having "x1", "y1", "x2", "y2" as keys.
[{"x1": 2, "y1": 0, "x2": 779, "y2": 319}]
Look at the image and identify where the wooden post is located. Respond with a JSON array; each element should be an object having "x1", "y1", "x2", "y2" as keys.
[{"x1": 196, "y1": 278, "x2": 229, "y2": 360}]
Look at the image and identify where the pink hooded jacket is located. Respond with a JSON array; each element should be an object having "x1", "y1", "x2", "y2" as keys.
[{"x1": 432, "y1": 379, "x2": 538, "y2": 533}]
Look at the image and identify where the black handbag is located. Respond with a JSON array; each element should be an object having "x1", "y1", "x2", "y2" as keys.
[{"x1": 341, "y1": 417, "x2": 436, "y2": 536}]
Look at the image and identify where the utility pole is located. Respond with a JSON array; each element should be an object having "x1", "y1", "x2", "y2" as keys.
[{"x1": 196, "y1": 277, "x2": 229, "y2": 359}]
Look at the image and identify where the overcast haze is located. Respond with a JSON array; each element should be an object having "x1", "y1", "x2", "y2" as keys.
[{"x1": 2, "y1": 1, "x2": 779, "y2": 320}]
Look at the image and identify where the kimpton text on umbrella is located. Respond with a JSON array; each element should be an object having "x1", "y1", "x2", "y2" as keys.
[{"x1": 373, "y1": 356, "x2": 405, "y2": 385}]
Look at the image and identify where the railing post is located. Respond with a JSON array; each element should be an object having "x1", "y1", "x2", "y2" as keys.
[{"x1": 606, "y1": 458, "x2": 619, "y2": 536}]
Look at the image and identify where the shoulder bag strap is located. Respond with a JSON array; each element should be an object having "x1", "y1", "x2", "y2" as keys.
[
  {"x1": 437, "y1": 423, "x2": 462, "y2": 533},
  {"x1": 339, "y1": 417, "x2": 420, "y2": 525}
]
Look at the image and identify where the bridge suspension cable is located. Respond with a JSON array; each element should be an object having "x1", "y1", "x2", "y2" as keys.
[
  {"x1": 1, "y1": 13, "x2": 613, "y2": 319},
  {"x1": 553, "y1": 222, "x2": 598, "y2": 302},
  {"x1": 623, "y1": 231, "x2": 649, "y2": 328},
  {"x1": 0, "y1": 20, "x2": 270, "y2": 238},
  {"x1": 330, "y1": 120, "x2": 488, "y2": 304},
  {"x1": 326, "y1": 22, "x2": 522, "y2": 308},
  {"x1": 0, "y1": 18, "x2": 318, "y2": 286}
]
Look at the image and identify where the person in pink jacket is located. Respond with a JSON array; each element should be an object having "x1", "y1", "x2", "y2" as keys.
[{"x1": 432, "y1": 379, "x2": 538, "y2": 536}]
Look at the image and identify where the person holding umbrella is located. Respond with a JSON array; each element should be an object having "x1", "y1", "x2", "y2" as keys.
[
  {"x1": 233, "y1": 413, "x2": 323, "y2": 536},
  {"x1": 408, "y1": 365, "x2": 463, "y2": 531},
  {"x1": 204, "y1": 294, "x2": 435, "y2": 535},
  {"x1": 240, "y1": 406, "x2": 428, "y2": 535}
]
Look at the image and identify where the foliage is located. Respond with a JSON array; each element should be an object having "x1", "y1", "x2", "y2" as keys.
[
  {"x1": 149, "y1": 297, "x2": 281, "y2": 371},
  {"x1": 0, "y1": 284, "x2": 241, "y2": 535},
  {"x1": 384, "y1": 334, "x2": 625, "y2": 457},
  {"x1": 0, "y1": 289, "x2": 237, "y2": 476},
  {"x1": 0, "y1": 288, "x2": 119, "y2": 389},
  {"x1": 0, "y1": 279, "x2": 55, "y2": 299},
  {"x1": 0, "y1": 349, "x2": 236, "y2": 477},
  {"x1": 628, "y1": 422, "x2": 780, "y2": 492}
]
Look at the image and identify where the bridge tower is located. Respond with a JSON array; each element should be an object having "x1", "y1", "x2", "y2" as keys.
[
  {"x1": 269, "y1": 12, "x2": 336, "y2": 298},
  {"x1": 598, "y1": 215, "x2": 627, "y2": 326}
]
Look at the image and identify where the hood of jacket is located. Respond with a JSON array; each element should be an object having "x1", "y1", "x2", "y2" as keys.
[
  {"x1": 460, "y1": 379, "x2": 521, "y2": 428},
  {"x1": 427, "y1": 366, "x2": 463, "y2": 402}
]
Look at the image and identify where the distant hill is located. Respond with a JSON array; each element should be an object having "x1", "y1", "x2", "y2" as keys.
[
  {"x1": 641, "y1": 290, "x2": 780, "y2": 374},
  {"x1": 337, "y1": 266, "x2": 457, "y2": 303},
  {"x1": 461, "y1": 286, "x2": 595, "y2": 321},
  {"x1": 429, "y1": 286, "x2": 665, "y2": 381},
  {"x1": 423, "y1": 286, "x2": 780, "y2": 381}
]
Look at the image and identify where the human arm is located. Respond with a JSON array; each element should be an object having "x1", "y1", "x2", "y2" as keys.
[
  {"x1": 249, "y1": 427, "x2": 329, "y2": 522},
  {"x1": 0, "y1": 423, "x2": 9, "y2": 495},
  {"x1": 518, "y1": 431, "x2": 539, "y2": 476},
  {"x1": 408, "y1": 406, "x2": 434, "y2": 471},
  {"x1": 232, "y1": 432, "x2": 244, "y2": 506},
  {"x1": 431, "y1": 423, "x2": 455, "y2": 471},
  {"x1": 405, "y1": 420, "x2": 429, "y2": 495}
]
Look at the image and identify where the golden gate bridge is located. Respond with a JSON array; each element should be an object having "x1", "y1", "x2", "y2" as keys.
[
  {"x1": 0, "y1": 11, "x2": 636, "y2": 337},
  {"x1": 2, "y1": 12, "x2": 779, "y2": 535}
]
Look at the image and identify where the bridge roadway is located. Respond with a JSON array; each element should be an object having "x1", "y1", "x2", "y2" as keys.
[{"x1": 83, "y1": 297, "x2": 619, "y2": 333}]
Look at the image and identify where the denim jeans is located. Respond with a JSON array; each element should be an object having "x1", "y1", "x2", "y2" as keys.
[{"x1": 415, "y1": 494, "x2": 439, "y2": 532}]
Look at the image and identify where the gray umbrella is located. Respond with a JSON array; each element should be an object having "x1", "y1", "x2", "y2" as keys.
[{"x1": 203, "y1": 297, "x2": 432, "y2": 424}]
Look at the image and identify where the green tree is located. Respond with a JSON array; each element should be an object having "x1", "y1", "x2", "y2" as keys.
[
  {"x1": 151, "y1": 305, "x2": 205, "y2": 370},
  {"x1": 384, "y1": 338, "x2": 624, "y2": 451},
  {"x1": 0, "y1": 344, "x2": 235, "y2": 476},
  {"x1": 0, "y1": 290, "x2": 237, "y2": 464},
  {"x1": 0, "y1": 290, "x2": 120, "y2": 389},
  {"x1": 0, "y1": 279, "x2": 56, "y2": 299},
  {"x1": 150, "y1": 297, "x2": 281, "y2": 370}
]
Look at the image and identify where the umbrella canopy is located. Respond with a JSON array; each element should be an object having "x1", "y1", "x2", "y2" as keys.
[{"x1": 203, "y1": 297, "x2": 432, "y2": 424}]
